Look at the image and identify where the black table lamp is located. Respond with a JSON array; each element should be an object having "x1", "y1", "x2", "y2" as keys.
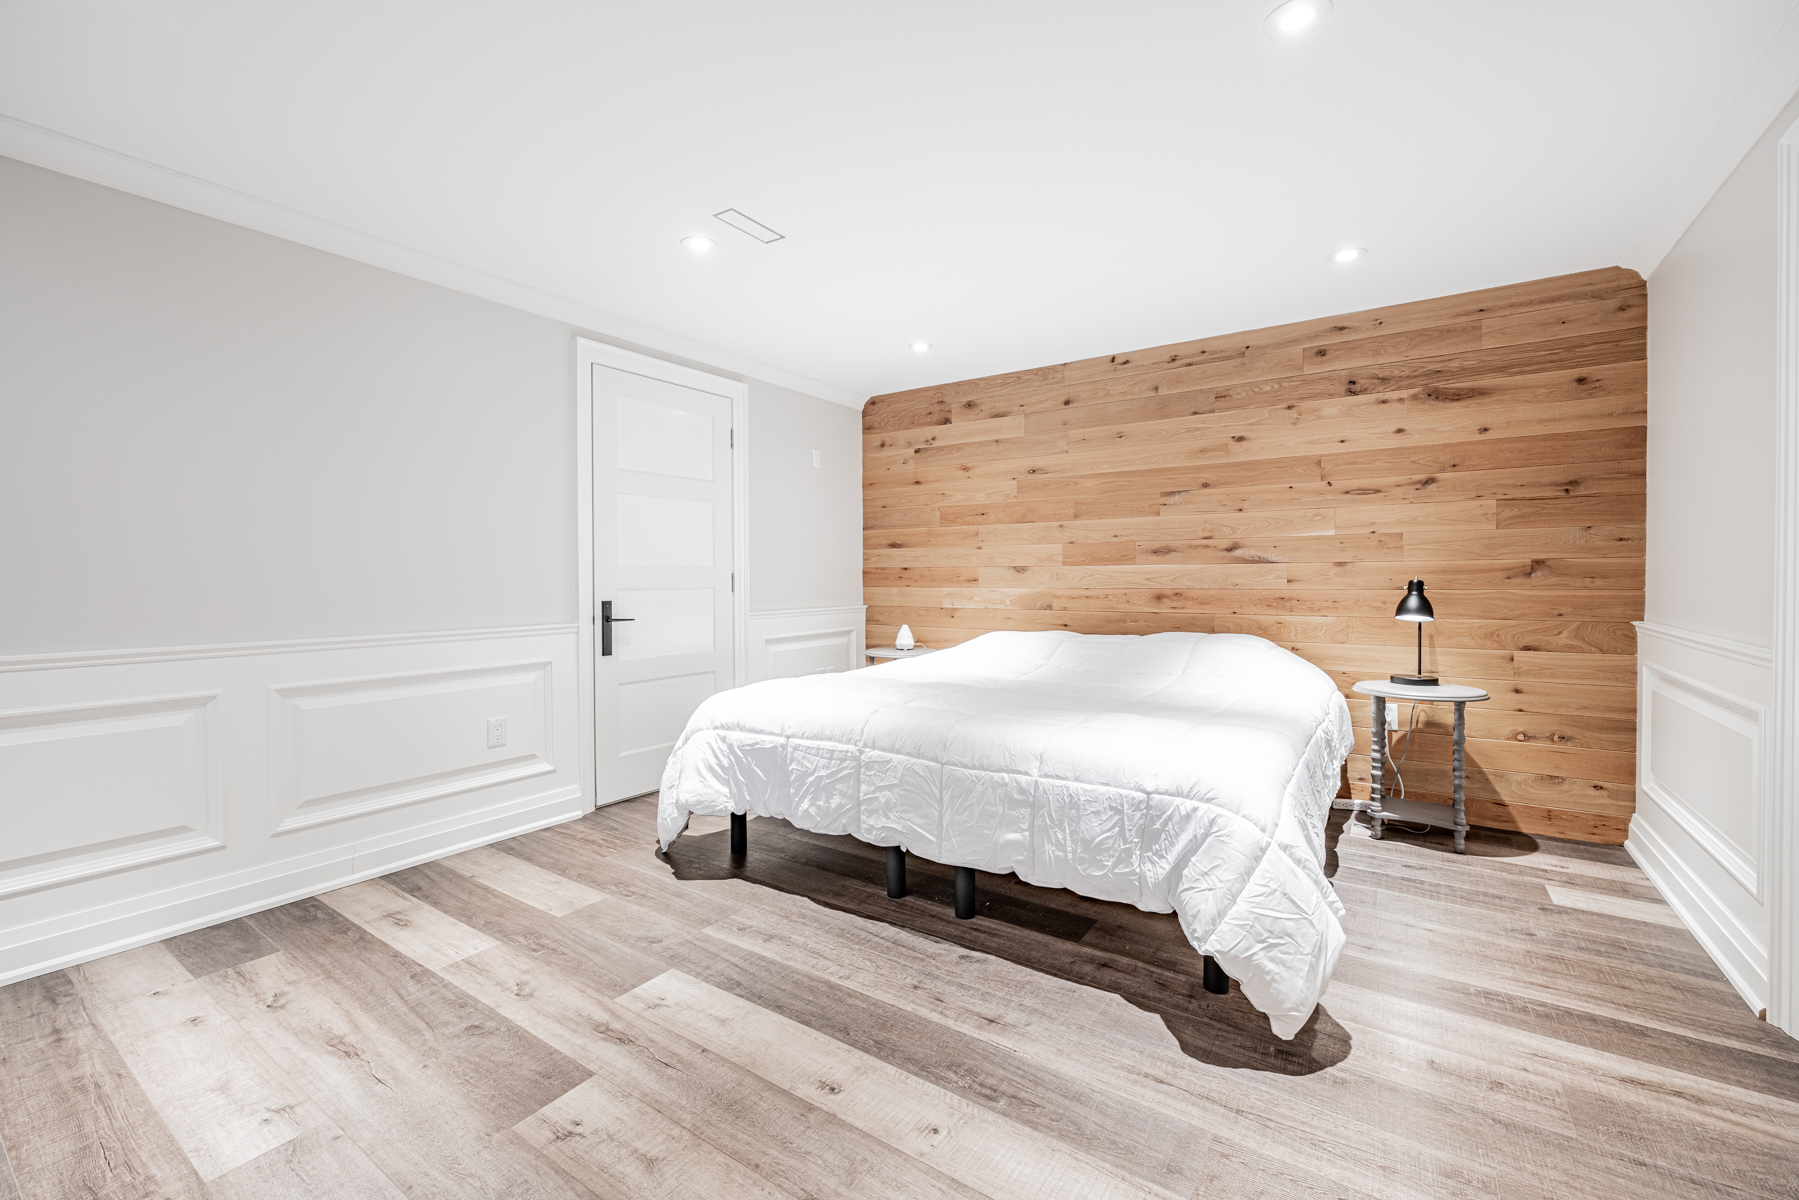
[{"x1": 1391, "y1": 577, "x2": 1438, "y2": 686}]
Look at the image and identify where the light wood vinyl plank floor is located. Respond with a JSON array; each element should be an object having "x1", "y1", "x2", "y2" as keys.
[{"x1": 2, "y1": 797, "x2": 1796, "y2": 1200}]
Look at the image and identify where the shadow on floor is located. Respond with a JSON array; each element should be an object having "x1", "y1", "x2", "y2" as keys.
[
  {"x1": 1329, "y1": 806, "x2": 1545, "y2": 861},
  {"x1": 661, "y1": 818, "x2": 1351, "y2": 1076}
]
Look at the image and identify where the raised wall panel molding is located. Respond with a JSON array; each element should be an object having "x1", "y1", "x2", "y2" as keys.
[
  {"x1": 0, "y1": 116, "x2": 865, "y2": 410},
  {"x1": 1631, "y1": 643, "x2": 1776, "y2": 1015},
  {"x1": 269, "y1": 662, "x2": 554, "y2": 833},
  {"x1": 0, "y1": 622, "x2": 580, "y2": 675},
  {"x1": 0, "y1": 624, "x2": 584, "y2": 987},
  {"x1": 1635, "y1": 621, "x2": 1775, "y2": 668},
  {"x1": 1628, "y1": 811, "x2": 1770, "y2": 1015},
  {"x1": 1636, "y1": 662, "x2": 1765, "y2": 897},
  {"x1": 0, "y1": 692, "x2": 222, "y2": 898},
  {"x1": 745, "y1": 606, "x2": 868, "y2": 683}
]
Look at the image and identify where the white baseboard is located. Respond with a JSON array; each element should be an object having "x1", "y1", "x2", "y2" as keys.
[
  {"x1": 1628, "y1": 811, "x2": 1769, "y2": 1014},
  {"x1": 0, "y1": 785, "x2": 582, "y2": 987}
]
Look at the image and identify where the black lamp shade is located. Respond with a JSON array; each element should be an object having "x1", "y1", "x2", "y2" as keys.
[
  {"x1": 1394, "y1": 578, "x2": 1434, "y2": 623},
  {"x1": 1390, "y1": 578, "x2": 1438, "y2": 685}
]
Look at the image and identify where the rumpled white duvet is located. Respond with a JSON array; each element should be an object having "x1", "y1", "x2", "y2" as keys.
[{"x1": 658, "y1": 630, "x2": 1354, "y2": 1039}]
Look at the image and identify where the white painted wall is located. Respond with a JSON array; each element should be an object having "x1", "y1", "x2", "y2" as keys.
[
  {"x1": 0, "y1": 154, "x2": 863, "y2": 983},
  {"x1": 1634, "y1": 91, "x2": 1799, "y2": 1017}
]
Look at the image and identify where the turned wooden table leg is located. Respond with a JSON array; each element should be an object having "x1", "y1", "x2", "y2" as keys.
[{"x1": 1452, "y1": 701, "x2": 1468, "y2": 854}]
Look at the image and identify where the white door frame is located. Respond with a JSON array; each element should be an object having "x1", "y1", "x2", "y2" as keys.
[
  {"x1": 574, "y1": 337, "x2": 749, "y2": 811},
  {"x1": 1772, "y1": 113, "x2": 1799, "y2": 1036}
]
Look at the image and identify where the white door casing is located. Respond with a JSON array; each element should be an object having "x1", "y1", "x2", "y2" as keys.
[
  {"x1": 1771, "y1": 112, "x2": 1799, "y2": 1036},
  {"x1": 575, "y1": 340, "x2": 748, "y2": 807}
]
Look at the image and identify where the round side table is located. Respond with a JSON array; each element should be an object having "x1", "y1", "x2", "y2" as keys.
[
  {"x1": 865, "y1": 646, "x2": 935, "y2": 667},
  {"x1": 1351, "y1": 679, "x2": 1491, "y2": 853}
]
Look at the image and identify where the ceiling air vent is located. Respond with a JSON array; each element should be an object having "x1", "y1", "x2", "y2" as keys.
[{"x1": 713, "y1": 208, "x2": 785, "y2": 244}]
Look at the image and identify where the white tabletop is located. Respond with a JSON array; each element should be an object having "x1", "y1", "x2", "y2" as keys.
[
  {"x1": 866, "y1": 646, "x2": 935, "y2": 659},
  {"x1": 1352, "y1": 679, "x2": 1490, "y2": 702}
]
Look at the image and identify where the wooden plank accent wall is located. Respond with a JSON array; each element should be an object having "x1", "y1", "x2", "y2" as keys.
[{"x1": 862, "y1": 267, "x2": 1647, "y2": 845}]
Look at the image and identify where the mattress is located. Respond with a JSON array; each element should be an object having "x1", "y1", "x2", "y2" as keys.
[{"x1": 657, "y1": 630, "x2": 1354, "y2": 1039}]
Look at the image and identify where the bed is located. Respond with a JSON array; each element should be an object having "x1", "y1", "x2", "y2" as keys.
[{"x1": 657, "y1": 630, "x2": 1354, "y2": 1039}]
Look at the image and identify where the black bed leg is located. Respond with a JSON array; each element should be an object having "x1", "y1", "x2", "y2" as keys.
[
  {"x1": 954, "y1": 866, "x2": 976, "y2": 919},
  {"x1": 1203, "y1": 955, "x2": 1229, "y2": 995},
  {"x1": 730, "y1": 812, "x2": 746, "y2": 858},
  {"x1": 886, "y1": 847, "x2": 908, "y2": 898}
]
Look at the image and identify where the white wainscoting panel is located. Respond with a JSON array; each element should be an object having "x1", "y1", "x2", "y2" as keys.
[
  {"x1": 0, "y1": 693, "x2": 222, "y2": 899},
  {"x1": 0, "y1": 624, "x2": 584, "y2": 986},
  {"x1": 744, "y1": 606, "x2": 867, "y2": 683},
  {"x1": 270, "y1": 663, "x2": 553, "y2": 832},
  {"x1": 1630, "y1": 622, "x2": 1774, "y2": 1014}
]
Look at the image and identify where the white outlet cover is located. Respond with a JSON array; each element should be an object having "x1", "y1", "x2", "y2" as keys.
[{"x1": 485, "y1": 716, "x2": 508, "y2": 748}]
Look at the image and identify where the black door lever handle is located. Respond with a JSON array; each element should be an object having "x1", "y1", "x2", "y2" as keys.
[{"x1": 600, "y1": 600, "x2": 634, "y2": 656}]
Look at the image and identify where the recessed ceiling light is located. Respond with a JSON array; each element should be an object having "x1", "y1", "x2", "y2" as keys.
[
  {"x1": 910, "y1": 341, "x2": 932, "y2": 353},
  {"x1": 681, "y1": 236, "x2": 715, "y2": 254},
  {"x1": 1265, "y1": 0, "x2": 1332, "y2": 37},
  {"x1": 1329, "y1": 246, "x2": 1368, "y2": 264}
]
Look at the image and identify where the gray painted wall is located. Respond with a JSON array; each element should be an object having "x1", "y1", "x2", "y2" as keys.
[
  {"x1": 0, "y1": 155, "x2": 862, "y2": 654},
  {"x1": 745, "y1": 379, "x2": 864, "y2": 612}
]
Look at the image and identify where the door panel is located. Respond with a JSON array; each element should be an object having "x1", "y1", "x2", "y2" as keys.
[
  {"x1": 617, "y1": 495, "x2": 714, "y2": 566},
  {"x1": 617, "y1": 395, "x2": 716, "y2": 480},
  {"x1": 593, "y1": 364, "x2": 734, "y2": 801},
  {"x1": 616, "y1": 588, "x2": 717, "y2": 659},
  {"x1": 618, "y1": 672, "x2": 719, "y2": 755}
]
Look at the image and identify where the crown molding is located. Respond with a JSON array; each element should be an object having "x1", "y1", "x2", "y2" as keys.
[
  {"x1": 1622, "y1": 0, "x2": 1799, "y2": 277},
  {"x1": 0, "y1": 114, "x2": 867, "y2": 411}
]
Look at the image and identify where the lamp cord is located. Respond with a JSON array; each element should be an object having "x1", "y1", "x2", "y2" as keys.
[
  {"x1": 1388, "y1": 701, "x2": 1419, "y2": 801},
  {"x1": 1377, "y1": 701, "x2": 1435, "y2": 834}
]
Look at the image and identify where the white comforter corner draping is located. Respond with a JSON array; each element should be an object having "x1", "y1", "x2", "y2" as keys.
[{"x1": 656, "y1": 630, "x2": 1354, "y2": 1039}]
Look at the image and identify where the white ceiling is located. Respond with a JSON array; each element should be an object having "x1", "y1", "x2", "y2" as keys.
[{"x1": 2, "y1": 1, "x2": 1796, "y2": 401}]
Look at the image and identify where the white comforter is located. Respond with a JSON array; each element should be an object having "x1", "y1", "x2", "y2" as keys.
[{"x1": 657, "y1": 630, "x2": 1353, "y2": 1038}]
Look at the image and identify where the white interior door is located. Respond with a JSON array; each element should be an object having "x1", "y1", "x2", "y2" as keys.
[{"x1": 592, "y1": 364, "x2": 735, "y2": 801}]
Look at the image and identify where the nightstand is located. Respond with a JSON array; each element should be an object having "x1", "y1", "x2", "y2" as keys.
[
  {"x1": 864, "y1": 646, "x2": 935, "y2": 667},
  {"x1": 1351, "y1": 679, "x2": 1491, "y2": 853}
]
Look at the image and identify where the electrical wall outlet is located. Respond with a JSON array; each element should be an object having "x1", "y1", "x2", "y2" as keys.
[
  {"x1": 812, "y1": 448, "x2": 822, "y2": 468},
  {"x1": 485, "y1": 716, "x2": 508, "y2": 749}
]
